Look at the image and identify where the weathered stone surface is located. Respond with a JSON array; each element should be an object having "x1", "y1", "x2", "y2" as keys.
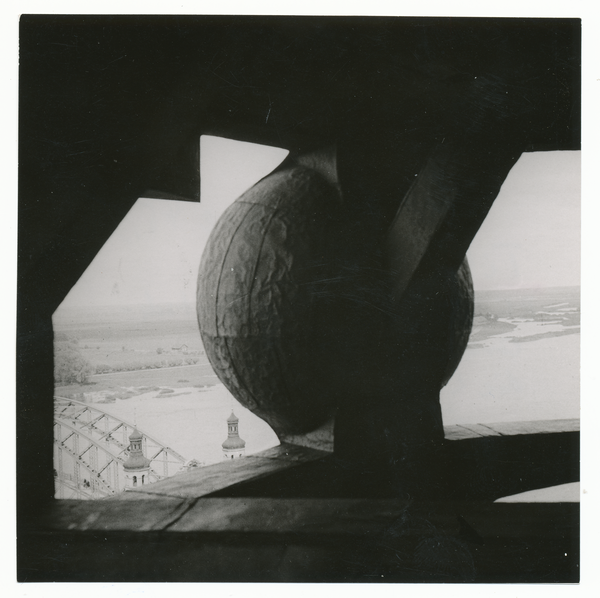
[
  {"x1": 23, "y1": 500, "x2": 579, "y2": 582},
  {"x1": 280, "y1": 417, "x2": 335, "y2": 452},
  {"x1": 38, "y1": 496, "x2": 190, "y2": 531},
  {"x1": 38, "y1": 497, "x2": 579, "y2": 538},
  {"x1": 198, "y1": 165, "x2": 475, "y2": 439},
  {"x1": 115, "y1": 443, "x2": 329, "y2": 499},
  {"x1": 198, "y1": 167, "x2": 344, "y2": 434},
  {"x1": 443, "y1": 419, "x2": 579, "y2": 440}
]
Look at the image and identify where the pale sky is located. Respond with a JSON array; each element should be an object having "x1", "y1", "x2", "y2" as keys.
[
  {"x1": 58, "y1": 136, "x2": 290, "y2": 307},
  {"x1": 57, "y1": 139, "x2": 580, "y2": 309},
  {"x1": 467, "y1": 150, "x2": 580, "y2": 290}
]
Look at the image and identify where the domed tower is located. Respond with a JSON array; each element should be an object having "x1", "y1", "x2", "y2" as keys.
[
  {"x1": 123, "y1": 429, "x2": 151, "y2": 490},
  {"x1": 222, "y1": 412, "x2": 246, "y2": 459}
]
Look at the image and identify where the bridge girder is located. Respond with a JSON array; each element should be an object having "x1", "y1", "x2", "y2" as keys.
[{"x1": 54, "y1": 397, "x2": 187, "y2": 497}]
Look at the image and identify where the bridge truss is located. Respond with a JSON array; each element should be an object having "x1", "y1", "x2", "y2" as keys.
[{"x1": 54, "y1": 397, "x2": 187, "y2": 499}]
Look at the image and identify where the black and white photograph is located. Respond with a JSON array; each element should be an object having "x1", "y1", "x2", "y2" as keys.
[{"x1": 14, "y1": 6, "x2": 591, "y2": 587}]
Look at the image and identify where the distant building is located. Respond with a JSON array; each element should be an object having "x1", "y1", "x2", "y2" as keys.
[
  {"x1": 122, "y1": 429, "x2": 151, "y2": 490},
  {"x1": 222, "y1": 412, "x2": 246, "y2": 459},
  {"x1": 171, "y1": 344, "x2": 189, "y2": 354},
  {"x1": 183, "y1": 458, "x2": 205, "y2": 471}
]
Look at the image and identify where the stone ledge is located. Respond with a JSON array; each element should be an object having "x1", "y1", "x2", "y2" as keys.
[
  {"x1": 113, "y1": 442, "x2": 329, "y2": 500},
  {"x1": 443, "y1": 418, "x2": 578, "y2": 440},
  {"x1": 108, "y1": 419, "x2": 579, "y2": 501},
  {"x1": 22, "y1": 499, "x2": 579, "y2": 582},
  {"x1": 36, "y1": 497, "x2": 579, "y2": 537}
]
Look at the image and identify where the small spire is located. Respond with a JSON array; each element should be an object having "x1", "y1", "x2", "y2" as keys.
[
  {"x1": 123, "y1": 427, "x2": 151, "y2": 471},
  {"x1": 222, "y1": 409, "x2": 246, "y2": 458}
]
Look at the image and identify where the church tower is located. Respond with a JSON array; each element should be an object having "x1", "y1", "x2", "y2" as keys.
[
  {"x1": 222, "y1": 412, "x2": 246, "y2": 459},
  {"x1": 123, "y1": 429, "x2": 151, "y2": 490}
]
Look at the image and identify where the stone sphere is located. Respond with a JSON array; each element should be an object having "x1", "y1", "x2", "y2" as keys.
[{"x1": 197, "y1": 166, "x2": 473, "y2": 436}]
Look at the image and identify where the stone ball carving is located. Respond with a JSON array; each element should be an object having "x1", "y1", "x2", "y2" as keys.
[{"x1": 197, "y1": 166, "x2": 473, "y2": 436}]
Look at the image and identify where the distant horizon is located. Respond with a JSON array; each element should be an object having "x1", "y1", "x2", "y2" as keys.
[
  {"x1": 56, "y1": 146, "x2": 580, "y2": 312},
  {"x1": 54, "y1": 284, "x2": 581, "y2": 314}
]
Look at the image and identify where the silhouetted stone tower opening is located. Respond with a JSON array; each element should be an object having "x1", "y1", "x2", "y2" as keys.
[{"x1": 222, "y1": 412, "x2": 246, "y2": 459}]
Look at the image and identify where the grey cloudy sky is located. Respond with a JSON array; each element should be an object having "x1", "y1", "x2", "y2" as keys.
[{"x1": 57, "y1": 139, "x2": 580, "y2": 309}]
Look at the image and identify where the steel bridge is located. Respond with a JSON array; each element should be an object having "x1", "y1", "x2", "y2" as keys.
[{"x1": 54, "y1": 397, "x2": 187, "y2": 499}]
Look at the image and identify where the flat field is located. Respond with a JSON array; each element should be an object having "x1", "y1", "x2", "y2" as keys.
[
  {"x1": 441, "y1": 286, "x2": 580, "y2": 425},
  {"x1": 53, "y1": 302, "x2": 206, "y2": 374},
  {"x1": 54, "y1": 288, "x2": 580, "y2": 422},
  {"x1": 53, "y1": 288, "x2": 580, "y2": 498},
  {"x1": 474, "y1": 286, "x2": 580, "y2": 326}
]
